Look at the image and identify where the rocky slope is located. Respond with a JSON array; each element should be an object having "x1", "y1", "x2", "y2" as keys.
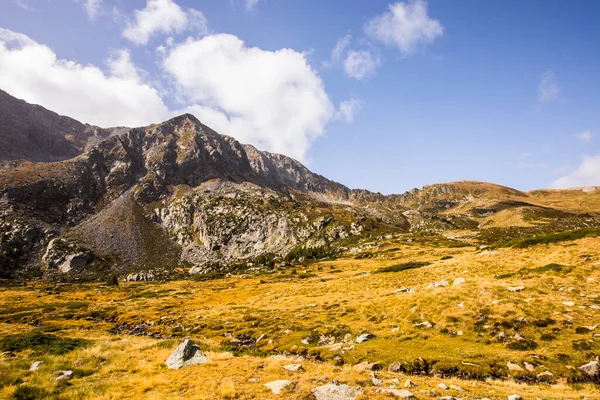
[{"x1": 0, "y1": 90, "x2": 598, "y2": 280}]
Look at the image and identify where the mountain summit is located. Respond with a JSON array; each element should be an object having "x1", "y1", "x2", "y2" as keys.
[{"x1": 0, "y1": 90, "x2": 598, "y2": 280}]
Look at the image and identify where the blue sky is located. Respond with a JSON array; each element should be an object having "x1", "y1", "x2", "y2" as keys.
[{"x1": 0, "y1": 0, "x2": 599, "y2": 193}]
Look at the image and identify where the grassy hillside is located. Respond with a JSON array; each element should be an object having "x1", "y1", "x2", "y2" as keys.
[{"x1": 1, "y1": 231, "x2": 599, "y2": 399}]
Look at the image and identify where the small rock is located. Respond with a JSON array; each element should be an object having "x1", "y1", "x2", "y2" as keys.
[
  {"x1": 507, "y1": 395, "x2": 522, "y2": 400},
  {"x1": 312, "y1": 383, "x2": 360, "y2": 400},
  {"x1": 438, "y1": 383, "x2": 449, "y2": 390},
  {"x1": 29, "y1": 361, "x2": 42, "y2": 371},
  {"x1": 450, "y1": 385, "x2": 465, "y2": 391},
  {"x1": 453, "y1": 277, "x2": 466, "y2": 285},
  {"x1": 404, "y1": 379, "x2": 417, "y2": 387},
  {"x1": 440, "y1": 397, "x2": 462, "y2": 400},
  {"x1": 507, "y1": 361, "x2": 523, "y2": 371},
  {"x1": 562, "y1": 301, "x2": 575, "y2": 307},
  {"x1": 56, "y1": 370, "x2": 73, "y2": 380},
  {"x1": 536, "y1": 371, "x2": 554, "y2": 381},
  {"x1": 283, "y1": 364, "x2": 303, "y2": 372},
  {"x1": 388, "y1": 361, "x2": 402, "y2": 372},
  {"x1": 508, "y1": 286, "x2": 525, "y2": 292},
  {"x1": 524, "y1": 361, "x2": 535, "y2": 371},
  {"x1": 415, "y1": 321, "x2": 433, "y2": 329},
  {"x1": 456, "y1": 330, "x2": 463, "y2": 336},
  {"x1": 372, "y1": 377, "x2": 382, "y2": 386},
  {"x1": 265, "y1": 380, "x2": 293, "y2": 394},
  {"x1": 248, "y1": 377, "x2": 261, "y2": 383},
  {"x1": 356, "y1": 333, "x2": 375, "y2": 343}
]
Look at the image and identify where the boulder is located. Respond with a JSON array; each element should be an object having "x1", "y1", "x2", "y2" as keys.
[
  {"x1": 388, "y1": 361, "x2": 402, "y2": 372},
  {"x1": 265, "y1": 380, "x2": 292, "y2": 395},
  {"x1": 579, "y1": 360, "x2": 599, "y2": 377},
  {"x1": 165, "y1": 339, "x2": 210, "y2": 370},
  {"x1": 381, "y1": 389, "x2": 414, "y2": 399},
  {"x1": 312, "y1": 383, "x2": 360, "y2": 400}
]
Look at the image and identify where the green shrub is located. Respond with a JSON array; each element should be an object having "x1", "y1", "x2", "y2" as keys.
[
  {"x1": 375, "y1": 261, "x2": 430, "y2": 273},
  {"x1": 493, "y1": 228, "x2": 600, "y2": 249},
  {"x1": 507, "y1": 339, "x2": 538, "y2": 351},
  {"x1": 11, "y1": 384, "x2": 50, "y2": 400},
  {"x1": 0, "y1": 330, "x2": 89, "y2": 355}
]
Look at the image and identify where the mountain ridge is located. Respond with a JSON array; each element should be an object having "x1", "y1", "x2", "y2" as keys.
[{"x1": 1, "y1": 89, "x2": 598, "y2": 280}]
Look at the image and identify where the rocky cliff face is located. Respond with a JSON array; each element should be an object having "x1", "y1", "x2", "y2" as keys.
[{"x1": 0, "y1": 90, "x2": 597, "y2": 280}]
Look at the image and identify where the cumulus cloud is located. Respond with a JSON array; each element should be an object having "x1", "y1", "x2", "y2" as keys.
[
  {"x1": 344, "y1": 50, "x2": 380, "y2": 80},
  {"x1": 538, "y1": 70, "x2": 559, "y2": 103},
  {"x1": 163, "y1": 34, "x2": 334, "y2": 161},
  {"x1": 552, "y1": 155, "x2": 600, "y2": 188},
  {"x1": 575, "y1": 130, "x2": 597, "y2": 143},
  {"x1": 323, "y1": 34, "x2": 352, "y2": 69},
  {"x1": 365, "y1": 0, "x2": 443, "y2": 57},
  {"x1": 335, "y1": 99, "x2": 362, "y2": 123},
  {"x1": 123, "y1": 0, "x2": 208, "y2": 45},
  {"x1": 0, "y1": 28, "x2": 168, "y2": 127}
]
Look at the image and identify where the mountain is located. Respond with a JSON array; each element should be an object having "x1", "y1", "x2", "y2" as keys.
[{"x1": 0, "y1": 90, "x2": 598, "y2": 280}]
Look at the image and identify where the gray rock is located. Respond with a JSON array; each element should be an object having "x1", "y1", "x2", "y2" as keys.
[
  {"x1": 404, "y1": 379, "x2": 416, "y2": 387},
  {"x1": 536, "y1": 371, "x2": 553, "y2": 381},
  {"x1": 381, "y1": 389, "x2": 414, "y2": 399},
  {"x1": 356, "y1": 333, "x2": 375, "y2": 343},
  {"x1": 579, "y1": 360, "x2": 599, "y2": 377},
  {"x1": 507, "y1": 395, "x2": 522, "y2": 400},
  {"x1": 507, "y1": 286, "x2": 525, "y2": 292},
  {"x1": 283, "y1": 364, "x2": 303, "y2": 372},
  {"x1": 388, "y1": 361, "x2": 402, "y2": 372},
  {"x1": 126, "y1": 271, "x2": 155, "y2": 282},
  {"x1": 165, "y1": 339, "x2": 210, "y2": 370},
  {"x1": 265, "y1": 380, "x2": 293, "y2": 394},
  {"x1": 507, "y1": 361, "x2": 523, "y2": 371},
  {"x1": 56, "y1": 370, "x2": 73, "y2": 380},
  {"x1": 312, "y1": 383, "x2": 360, "y2": 400},
  {"x1": 29, "y1": 361, "x2": 42, "y2": 371},
  {"x1": 438, "y1": 383, "x2": 449, "y2": 390},
  {"x1": 450, "y1": 385, "x2": 465, "y2": 391}
]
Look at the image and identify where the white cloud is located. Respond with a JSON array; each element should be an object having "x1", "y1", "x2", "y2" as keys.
[
  {"x1": 575, "y1": 130, "x2": 597, "y2": 143},
  {"x1": 0, "y1": 28, "x2": 168, "y2": 127},
  {"x1": 365, "y1": 0, "x2": 443, "y2": 57},
  {"x1": 106, "y1": 49, "x2": 140, "y2": 81},
  {"x1": 552, "y1": 155, "x2": 600, "y2": 188},
  {"x1": 538, "y1": 70, "x2": 559, "y2": 103},
  {"x1": 163, "y1": 34, "x2": 334, "y2": 161},
  {"x1": 343, "y1": 50, "x2": 380, "y2": 80},
  {"x1": 245, "y1": 0, "x2": 260, "y2": 11},
  {"x1": 13, "y1": 0, "x2": 40, "y2": 12},
  {"x1": 323, "y1": 34, "x2": 351, "y2": 68},
  {"x1": 335, "y1": 99, "x2": 362, "y2": 123},
  {"x1": 123, "y1": 0, "x2": 208, "y2": 45},
  {"x1": 74, "y1": 0, "x2": 103, "y2": 20}
]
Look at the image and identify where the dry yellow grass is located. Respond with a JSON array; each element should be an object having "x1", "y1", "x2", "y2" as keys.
[{"x1": 1, "y1": 234, "x2": 599, "y2": 399}]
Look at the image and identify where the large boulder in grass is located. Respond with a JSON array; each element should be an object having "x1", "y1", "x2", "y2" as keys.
[{"x1": 166, "y1": 339, "x2": 210, "y2": 370}]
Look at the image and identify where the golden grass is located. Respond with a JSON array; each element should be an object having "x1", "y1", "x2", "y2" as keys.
[{"x1": 1, "y1": 235, "x2": 599, "y2": 399}]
